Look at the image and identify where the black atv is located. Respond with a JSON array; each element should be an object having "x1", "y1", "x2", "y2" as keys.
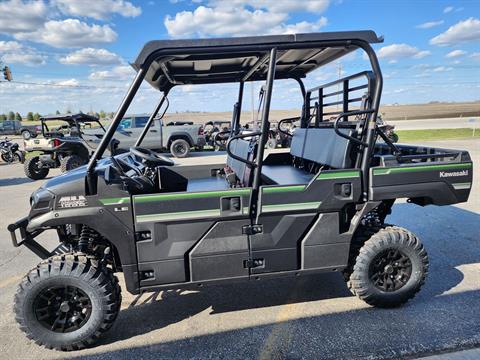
[
  {"x1": 23, "y1": 114, "x2": 105, "y2": 180},
  {"x1": 8, "y1": 31, "x2": 473, "y2": 351}
]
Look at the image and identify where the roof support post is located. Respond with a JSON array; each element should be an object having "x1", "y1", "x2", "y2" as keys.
[
  {"x1": 135, "y1": 88, "x2": 170, "y2": 147},
  {"x1": 233, "y1": 81, "x2": 244, "y2": 135},
  {"x1": 251, "y1": 47, "x2": 277, "y2": 221},
  {"x1": 355, "y1": 41, "x2": 383, "y2": 201},
  {"x1": 86, "y1": 67, "x2": 147, "y2": 194}
]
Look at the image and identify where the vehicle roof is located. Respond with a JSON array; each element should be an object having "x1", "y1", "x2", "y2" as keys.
[
  {"x1": 132, "y1": 31, "x2": 383, "y2": 91},
  {"x1": 40, "y1": 113, "x2": 99, "y2": 122}
]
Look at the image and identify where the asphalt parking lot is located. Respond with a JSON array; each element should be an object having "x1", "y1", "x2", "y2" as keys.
[{"x1": 0, "y1": 139, "x2": 479, "y2": 360}]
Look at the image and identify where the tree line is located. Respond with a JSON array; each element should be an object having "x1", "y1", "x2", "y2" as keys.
[{"x1": 0, "y1": 110, "x2": 114, "y2": 122}]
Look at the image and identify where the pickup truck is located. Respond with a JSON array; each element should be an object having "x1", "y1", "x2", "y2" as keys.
[
  {"x1": 114, "y1": 115, "x2": 206, "y2": 157},
  {"x1": 0, "y1": 120, "x2": 40, "y2": 139}
]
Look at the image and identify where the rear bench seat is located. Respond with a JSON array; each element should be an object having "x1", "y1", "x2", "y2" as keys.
[
  {"x1": 261, "y1": 127, "x2": 356, "y2": 185},
  {"x1": 186, "y1": 138, "x2": 254, "y2": 191}
]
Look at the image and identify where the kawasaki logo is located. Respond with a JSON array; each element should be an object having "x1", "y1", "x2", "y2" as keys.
[{"x1": 439, "y1": 170, "x2": 468, "y2": 178}]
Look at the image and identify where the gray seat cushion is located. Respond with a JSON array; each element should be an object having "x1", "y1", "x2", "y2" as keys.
[{"x1": 262, "y1": 165, "x2": 314, "y2": 185}]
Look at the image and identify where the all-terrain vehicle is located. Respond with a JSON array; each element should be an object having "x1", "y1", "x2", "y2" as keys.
[
  {"x1": 8, "y1": 31, "x2": 473, "y2": 350},
  {"x1": 23, "y1": 114, "x2": 105, "y2": 180}
]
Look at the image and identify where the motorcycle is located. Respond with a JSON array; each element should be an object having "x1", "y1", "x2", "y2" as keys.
[
  {"x1": 377, "y1": 115, "x2": 399, "y2": 143},
  {"x1": 0, "y1": 137, "x2": 25, "y2": 164}
]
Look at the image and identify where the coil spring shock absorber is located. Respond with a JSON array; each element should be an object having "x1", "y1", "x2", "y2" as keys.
[{"x1": 78, "y1": 225, "x2": 95, "y2": 253}]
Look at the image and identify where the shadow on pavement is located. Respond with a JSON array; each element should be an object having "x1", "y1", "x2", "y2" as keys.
[
  {"x1": 0, "y1": 177, "x2": 34, "y2": 186},
  {"x1": 72, "y1": 204, "x2": 480, "y2": 359}
]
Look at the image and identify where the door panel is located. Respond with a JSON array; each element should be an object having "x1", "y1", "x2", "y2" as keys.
[
  {"x1": 253, "y1": 169, "x2": 362, "y2": 274},
  {"x1": 133, "y1": 188, "x2": 252, "y2": 287}
]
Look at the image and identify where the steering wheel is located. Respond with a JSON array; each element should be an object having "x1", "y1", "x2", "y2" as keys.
[{"x1": 130, "y1": 147, "x2": 174, "y2": 167}]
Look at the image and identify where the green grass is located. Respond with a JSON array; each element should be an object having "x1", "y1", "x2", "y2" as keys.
[{"x1": 396, "y1": 128, "x2": 480, "y2": 142}]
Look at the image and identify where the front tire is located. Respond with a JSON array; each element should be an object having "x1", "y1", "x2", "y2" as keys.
[
  {"x1": 345, "y1": 226, "x2": 428, "y2": 308},
  {"x1": 24, "y1": 156, "x2": 49, "y2": 180},
  {"x1": 14, "y1": 254, "x2": 121, "y2": 351},
  {"x1": 170, "y1": 138, "x2": 190, "y2": 158},
  {"x1": 60, "y1": 155, "x2": 84, "y2": 173}
]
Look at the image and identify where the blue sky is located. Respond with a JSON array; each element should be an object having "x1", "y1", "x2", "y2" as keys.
[{"x1": 0, "y1": 0, "x2": 479, "y2": 115}]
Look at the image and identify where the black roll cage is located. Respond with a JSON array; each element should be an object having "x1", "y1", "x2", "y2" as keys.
[{"x1": 87, "y1": 37, "x2": 383, "y2": 203}]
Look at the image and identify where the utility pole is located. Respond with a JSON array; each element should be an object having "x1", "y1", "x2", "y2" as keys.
[
  {"x1": 251, "y1": 81, "x2": 254, "y2": 122},
  {"x1": 336, "y1": 62, "x2": 342, "y2": 110}
]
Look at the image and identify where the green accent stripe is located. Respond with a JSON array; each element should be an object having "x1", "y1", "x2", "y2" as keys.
[
  {"x1": 261, "y1": 201, "x2": 321, "y2": 213},
  {"x1": 316, "y1": 170, "x2": 360, "y2": 180},
  {"x1": 134, "y1": 188, "x2": 251, "y2": 203},
  {"x1": 373, "y1": 163, "x2": 472, "y2": 176},
  {"x1": 452, "y1": 182, "x2": 472, "y2": 190},
  {"x1": 137, "y1": 209, "x2": 221, "y2": 222},
  {"x1": 99, "y1": 197, "x2": 130, "y2": 205},
  {"x1": 136, "y1": 206, "x2": 250, "y2": 223},
  {"x1": 262, "y1": 185, "x2": 306, "y2": 193}
]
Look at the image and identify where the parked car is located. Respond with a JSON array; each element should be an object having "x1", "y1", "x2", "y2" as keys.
[
  {"x1": 0, "y1": 120, "x2": 40, "y2": 139},
  {"x1": 115, "y1": 115, "x2": 206, "y2": 158}
]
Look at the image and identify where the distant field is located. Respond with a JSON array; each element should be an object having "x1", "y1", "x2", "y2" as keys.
[
  {"x1": 19, "y1": 101, "x2": 479, "y2": 127},
  {"x1": 161, "y1": 101, "x2": 480, "y2": 123}
]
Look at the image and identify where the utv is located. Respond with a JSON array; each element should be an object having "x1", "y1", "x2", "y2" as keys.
[
  {"x1": 8, "y1": 31, "x2": 472, "y2": 350},
  {"x1": 23, "y1": 114, "x2": 105, "y2": 180}
]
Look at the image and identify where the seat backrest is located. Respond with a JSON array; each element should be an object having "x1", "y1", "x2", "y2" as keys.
[
  {"x1": 290, "y1": 127, "x2": 355, "y2": 169},
  {"x1": 290, "y1": 128, "x2": 307, "y2": 158},
  {"x1": 226, "y1": 138, "x2": 253, "y2": 186}
]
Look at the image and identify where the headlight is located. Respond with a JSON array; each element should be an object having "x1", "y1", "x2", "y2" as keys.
[{"x1": 31, "y1": 189, "x2": 54, "y2": 210}]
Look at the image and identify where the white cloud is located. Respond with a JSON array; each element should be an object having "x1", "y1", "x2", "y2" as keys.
[
  {"x1": 443, "y1": 6, "x2": 454, "y2": 13},
  {"x1": 53, "y1": 0, "x2": 141, "y2": 20},
  {"x1": 445, "y1": 49, "x2": 467, "y2": 58},
  {"x1": 59, "y1": 48, "x2": 122, "y2": 66},
  {"x1": 210, "y1": 0, "x2": 330, "y2": 14},
  {"x1": 165, "y1": 6, "x2": 285, "y2": 37},
  {"x1": 0, "y1": 41, "x2": 47, "y2": 66},
  {"x1": 164, "y1": 1, "x2": 330, "y2": 37},
  {"x1": 271, "y1": 17, "x2": 328, "y2": 34},
  {"x1": 89, "y1": 65, "x2": 134, "y2": 80},
  {"x1": 15, "y1": 19, "x2": 117, "y2": 48},
  {"x1": 430, "y1": 18, "x2": 480, "y2": 46},
  {"x1": 416, "y1": 20, "x2": 444, "y2": 29},
  {"x1": 0, "y1": 0, "x2": 48, "y2": 35},
  {"x1": 57, "y1": 78, "x2": 80, "y2": 86},
  {"x1": 377, "y1": 44, "x2": 431, "y2": 61},
  {"x1": 432, "y1": 66, "x2": 453, "y2": 72},
  {"x1": 470, "y1": 52, "x2": 480, "y2": 60}
]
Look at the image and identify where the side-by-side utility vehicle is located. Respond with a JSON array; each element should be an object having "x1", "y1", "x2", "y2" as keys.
[
  {"x1": 23, "y1": 114, "x2": 106, "y2": 180},
  {"x1": 8, "y1": 31, "x2": 472, "y2": 350}
]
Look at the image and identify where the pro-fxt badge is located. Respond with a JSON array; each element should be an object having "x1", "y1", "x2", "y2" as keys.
[{"x1": 58, "y1": 195, "x2": 88, "y2": 208}]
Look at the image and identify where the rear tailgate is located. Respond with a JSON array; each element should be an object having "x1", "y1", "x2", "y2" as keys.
[{"x1": 370, "y1": 161, "x2": 473, "y2": 206}]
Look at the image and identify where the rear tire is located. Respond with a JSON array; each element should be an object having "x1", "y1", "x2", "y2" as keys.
[
  {"x1": 345, "y1": 226, "x2": 428, "y2": 308},
  {"x1": 60, "y1": 155, "x2": 84, "y2": 173},
  {"x1": 14, "y1": 254, "x2": 121, "y2": 351},
  {"x1": 170, "y1": 139, "x2": 190, "y2": 158},
  {"x1": 24, "y1": 156, "x2": 49, "y2": 180}
]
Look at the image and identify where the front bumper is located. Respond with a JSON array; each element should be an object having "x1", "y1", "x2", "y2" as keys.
[{"x1": 7, "y1": 216, "x2": 51, "y2": 259}]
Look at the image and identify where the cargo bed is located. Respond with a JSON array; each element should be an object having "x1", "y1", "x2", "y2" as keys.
[{"x1": 371, "y1": 143, "x2": 473, "y2": 205}]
